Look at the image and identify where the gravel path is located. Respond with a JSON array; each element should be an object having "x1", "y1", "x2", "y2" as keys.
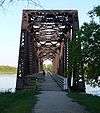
[{"x1": 32, "y1": 73, "x2": 89, "y2": 113}]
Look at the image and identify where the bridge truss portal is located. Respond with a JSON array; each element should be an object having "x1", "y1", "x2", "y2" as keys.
[{"x1": 16, "y1": 10, "x2": 85, "y2": 92}]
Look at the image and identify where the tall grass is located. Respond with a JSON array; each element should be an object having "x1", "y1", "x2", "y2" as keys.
[
  {"x1": 0, "y1": 89, "x2": 38, "y2": 113},
  {"x1": 68, "y1": 93, "x2": 100, "y2": 113}
]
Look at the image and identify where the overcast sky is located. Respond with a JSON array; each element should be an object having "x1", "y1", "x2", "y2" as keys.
[{"x1": 0, "y1": 0, "x2": 100, "y2": 67}]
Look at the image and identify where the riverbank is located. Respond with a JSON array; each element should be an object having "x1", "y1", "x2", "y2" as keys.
[
  {"x1": 68, "y1": 92, "x2": 100, "y2": 113},
  {"x1": 0, "y1": 66, "x2": 17, "y2": 74},
  {"x1": 0, "y1": 81, "x2": 38, "y2": 113}
]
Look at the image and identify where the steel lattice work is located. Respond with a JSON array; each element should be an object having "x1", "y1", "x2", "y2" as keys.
[{"x1": 16, "y1": 10, "x2": 85, "y2": 91}]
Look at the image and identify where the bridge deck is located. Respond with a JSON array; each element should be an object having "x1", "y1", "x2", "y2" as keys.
[
  {"x1": 37, "y1": 73, "x2": 61, "y2": 91},
  {"x1": 32, "y1": 73, "x2": 88, "y2": 113}
]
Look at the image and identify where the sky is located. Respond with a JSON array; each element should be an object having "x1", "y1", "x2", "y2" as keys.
[
  {"x1": 43, "y1": 59, "x2": 52, "y2": 65},
  {"x1": 0, "y1": 0, "x2": 100, "y2": 67}
]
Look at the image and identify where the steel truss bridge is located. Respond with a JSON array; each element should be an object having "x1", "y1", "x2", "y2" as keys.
[{"x1": 16, "y1": 10, "x2": 85, "y2": 92}]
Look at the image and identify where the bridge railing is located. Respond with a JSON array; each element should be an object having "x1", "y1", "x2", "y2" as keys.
[{"x1": 50, "y1": 73, "x2": 68, "y2": 91}]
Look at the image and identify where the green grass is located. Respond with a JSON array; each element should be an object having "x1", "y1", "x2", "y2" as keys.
[
  {"x1": 0, "y1": 65, "x2": 17, "y2": 74},
  {"x1": 68, "y1": 92, "x2": 100, "y2": 113},
  {"x1": 0, "y1": 89, "x2": 38, "y2": 113}
]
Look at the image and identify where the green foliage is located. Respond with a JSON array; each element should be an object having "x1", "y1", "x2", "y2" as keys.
[
  {"x1": 77, "y1": 22, "x2": 100, "y2": 86},
  {"x1": 0, "y1": 89, "x2": 38, "y2": 113},
  {"x1": 88, "y1": 5, "x2": 100, "y2": 18},
  {"x1": 88, "y1": 5, "x2": 100, "y2": 23},
  {"x1": 94, "y1": 5, "x2": 100, "y2": 17},
  {"x1": 43, "y1": 64, "x2": 53, "y2": 72},
  {"x1": 68, "y1": 30, "x2": 83, "y2": 82},
  {"x1": 0, "y1": 65, "x2": 17, "y2": 74},
  {"x1": 68, "y1": 93, "x2": 100, "y2": 113},
  {"x1": 67, "y1": 5, "x2": 100, "y2": 87}
]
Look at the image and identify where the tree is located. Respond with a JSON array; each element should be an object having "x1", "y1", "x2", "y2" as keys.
[
  {"x1": 77, "y1": 21, "x2": 100, "y2": 87},
  {"x1": 68, "y1": 30, "x2": 85, "y2": 91},
  {"x1": 43, "y1": 64, "x2": 53, "y2": 72},
  {"x1": 69, "y1": 5, "x2": 100, "y2": 87},
  {"x1": 0, "y1": 0, "x2": 42, "y2": 8},
  {"x1": 88, "y1": 5, "x2": 100, "y2": 23}
]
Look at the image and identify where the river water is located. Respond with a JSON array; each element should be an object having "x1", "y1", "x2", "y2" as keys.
[
  {"x1": 0, "y1": 74, "x2": 100, "y2": 96},
  {"x1": 0, "y1": 74, "x2": 17, "y2": 92}
]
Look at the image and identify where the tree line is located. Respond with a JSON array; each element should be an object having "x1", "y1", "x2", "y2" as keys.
[{"x1": 0, "y1": 65, "x2": 17, "y2": 74}]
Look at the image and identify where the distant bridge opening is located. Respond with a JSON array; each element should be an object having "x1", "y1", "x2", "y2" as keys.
[{"x1": 43, "y1": 59, "x2": 53, "y2": 72}]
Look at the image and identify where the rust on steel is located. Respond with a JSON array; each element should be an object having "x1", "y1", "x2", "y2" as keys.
[{"x1": 16, "y1": 10, "x2": 85, "y2": 92}]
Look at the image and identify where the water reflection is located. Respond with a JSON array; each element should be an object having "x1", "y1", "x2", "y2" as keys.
[{"x1": 0, "y1": 74, "x2": 17, "y2": 92}]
